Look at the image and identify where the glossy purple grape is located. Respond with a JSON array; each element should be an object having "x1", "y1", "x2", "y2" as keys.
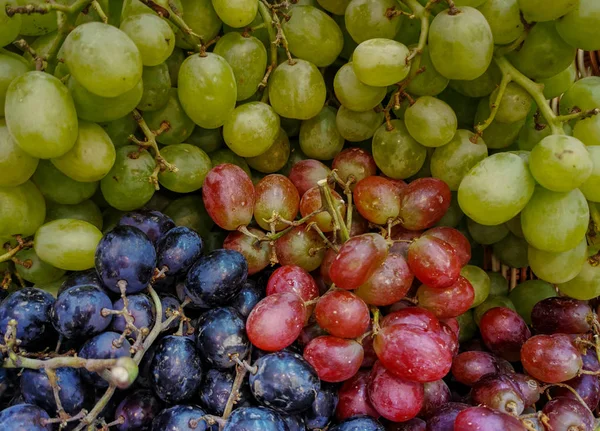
[
  {"x1": 330, "y1": 416, "x2": 385, "y2": 431},
  {"x1": 118, "y1": 210, "x2": 175, "y2": 244},
  {"x1": 199, "y1": 368, "x2": 252, "y2": 416},
  {"x1": 111, "y1": 293, "x2": 155, "y2": 333},
  {"x1": 542, "y1": 397, "x2": 595, "y2": 431},
  {"x1": 419, "y1": 380, "x2": 451, "y2": 418},
  {"x1": 114, "y1": 389, "x2": 163, "y2": 431},
  {"x1": 78, "y1": 331, "x2": 132, "y2": 388},
  {"x1": 471, "y1": 373, "x2": 525, "y2": 415},
  {"x1": 0, "y1": 404, "x2": 51, "y2": 430},
  {"x1": 155, "y1": 226, "x2": 203, "y2": 289},
  {"x1": 51, "y1": 285, "x2": 112, "y2": 339},
  {"x1": 304, "y1": 383, "x2": 339, "y2": 429},
  {"x1": 282, "y1": 414, "x2": 306, "y2": 431},
  {"x1": 151, "y1": 405, "x2": 216, "y2": 431},
  {"x1": 160, "y1": 295, "x2": 181, "y2": 332},
  {"x1": 426, "y1": 402, "x2": 470, "y2": 431},
  {"x1": 222, "y1": 407, "x2": 288, "y2": 431},
  {"x1": 230, "y1": 280, "x2": 264, "y2": 319},
  {"x1": 20, "y1": 368, "x2": 84, "y2": 415},
  {"x1": 59, "y1": 268, "x2": 105, "y2": 295},
  {"x1": 531, "y1": 297, "x2": 592, "y2": 334}
]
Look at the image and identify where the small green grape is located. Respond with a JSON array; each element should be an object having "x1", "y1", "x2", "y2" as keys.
[
  {"x1": 165, "y1": 48, "x2": 185, "y2": 86},
  {"x1": 14, "y1": 248, "x2": 65, "y2": 285},
  {"x1": 474, "y1": 98, "x2": 527, "y2": 150},
  {"x1": 332, "y1": 14, "x2": 358, "y2": 60},
  {"x1": 456, "y1": 310, "x2": 477, "y2": 342},
  {"x1": 467, "y1": 218, "x2": 509, "y2": 245},
  {"x1": 560, "y1": 77, "x2": 600, "y2": 116},
  {"x1": 223, "y1": 13, "x2": 269, "y2": 50},
  {"x1": 352, "y1": 38, "x2": 410, "y2": 87},
  {"x1": 574, "y1": 115, "x2": 600, "y2": 147},
  {"x1": 0, "y1": 0, "x2": 21, "y2": 46},
  {"x1": 99, "y1": 115, "x2": 139, "y2": 148},
  {"x1": 176, "y1": 0, "x2": 222, "y2": 49},
  {"x1": 158, "y1": 144, "x2": 212, "y2": 193},
  {"x1": 0, "y1": 181, "x2": 46, "y2": 237},
  {"x1": 508, "y1": 280, "x2": 557, "y2": 325},
  {"x1": 246, "y1": 129, "x2": 291, "y2": 173},
  {"x1": 556, "y1": 0, "x2": 600, "y2": 51},
  {"x1": 0, "y1": 119, "x2": 38, "y2": 187},
  {"x1": 344, "y1": 0, "x2": 401, "y2": 43},
  {"x1": 477, "y1": 0, "x2": 524, "y2": 45},
  {"x1": 333, "y1": 63, "x2": 387, "y2": 111},
  {"x1": 518, "y1": 0, "x2": 578, "y2": 23},
  {"x1": 474, "y1": 296, "x2": 516, "y2": 325},
  {"x1": 210, "y1": 148, "x2": 252, "y2": 177},
  {"x1": 505, "y1": 215, "x2": 524, "y2": 238},
  {"x1": 187, "y1": 127, "x2": 224, "y2": 153},
  {"x1": 490, "y1": 83, "x2": 532, "y2": 124},
  {"x1": 517, "y1": 109, "x2": 553, "y2": 151},
  {"x1": 317, "y1": 0, "x2": 350, "y2": 14},
  {"x1": 372, "y1": 120, "x2": 427, "y2": 179},
  {"x1": 33, "y1": 161, "x2": 98, "y2": 205},
  {"x1": 449, "y1": 62, "x2": 502, "y2": 99},
  {"x1": 487, "y1": 272, "x2": 509, "y2": 297},
  {"x1": 281, "y1": 118, "x2": 302, "y2": 138},
  {"x1": 19, "y1": 0, "x2": 68, "y2": 36},
  {"x1": 435, "y1": 194, "x2": 464, "y2": 227},
  {"x1": 137, "y1": 64, "x2": 171, "y2": 112},
  {"x1": 163, "y1": 195, "x2": 214, "y2": 237},
  {"x1": 461, "y1": 265, "x2": 490, "y2": 308},
  {"x1": 529, "y1": 239, "x2": 587, "y2": 284},
  {"x1": 558, "y1": 258, "x2": 600, "y2": 301},
  {"x1": 405, "y1": 96, "x2": 458, "y2": 147},
  {"x1": 580, "y1": 147, "x2": 600, "y2": 202},
  {"x1": 492, "y1": 233, "x2": 529, "y2": 268},
  {"x1": 437, "y1": 87, "x2": 479, "y2": 129},
  {"x1": 145, "y1": 89, "x2": 195, "y2": 146},
  {"x1": 0, "y1": 50, "x2": 31, "y2": 117},
  {"x1": 45, "y1": 200, "x2": 103, "y2": 230},
  {"x1": 335, "y1": 106, "x2": 383, "y2": 142},
  {"x1": 120, "y1": 13, "x2": 175, "y2": 66},
  {"x1": 212, "y1": 0, "x2": 257, "y2": 28},
  {"x1": 539, "y1": 63, "x2": 577, "y2": 100},
  {"x1": 406, "y1": 45, "x2": 449, "y2": 97},
  {"x1": 223, "y1": 102, "x2": 281, "y2": 158}
]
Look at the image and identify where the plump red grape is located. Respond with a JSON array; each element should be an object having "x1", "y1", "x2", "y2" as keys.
[
  {"x1": 542, "y1": 397, "x2": 595, "y2": 431},
  {"x1": 336, "y1": 370, "x2": 380, "y2": 421},
  {"x1": 381, "y1": 307, "x2": 441, "y2": 333},
  {"x1": 425, "y1": 226, "x2": 471, "y2": 267},
  {"x1": 355, "y1": 253, "x2": 414, "y2": 306},
  {"x1": 275, "y1": 224, "x2": 326, "y2": 272},
  {"x1": 399, "y1": 178, "x2": 451, "y2": 231},
  {"x1": 419, "y1": 379, "x2": 451, "y2": 419},
  {"x1": 438, "y1": 322, "x2": 459, "y2": 357},
  {"x1": 253, "y1": 174, "x2": 300, "y2": 231},
  {"x1": 319, "y1": 247, "x2": 337, "y2": 286},
  {"x1": 531, "y1": 297, "x2": 592, "y2": 335},
  {"x1": 451, "y1": 351, "x2": 514, "y2": 386},
  {"x1": 480, "y1": 307, "x2": 531, "y2": 362},
  {"x1": 383, "y1": 176, "x2": 408, "y2": 195},
  {"x1": 288, "y1": 159, "x2": 331, "y2": 196},
  {"x1": 471, "y1": 374, "x2": 525, "y2": 415},
  {"x1": 246, "y1": 292, "x2": 306, "y2": 352},
  {"x1": 299, "y1": 185, "x2": 346, "y2": 233},
  {"x1": 442, "y1": 317, "x2": 460, "y2": 337},
  {"x1": 353, "y1": 176, "x2": 401, "y2": 225},
  {"x1": 416, "y1": 276, "x2": 475, "y2": 319},
  {"x1": 407, "y1": 236, "x2": 461, "y2": 288},
  {"x1": 329, "y1": 233, "x2": 388, "y2": 290},
  {"x1": 454, "y1": 406, "x2": 528, "y2": 431},
  {"x1": 507, "y1": 373, "x2": 541, "y2": 407},
  {"x1": 361, "y1": 329, "x2": 377, "y2": 368},
  {"x1": 332, "y1": 148, "x2": 377, "y2": 188},
  {"x1": 303, "y1": 336, "x2": 364, "y2": 382},
  {"x1": 552, "y1": 373, "x2": 600, "y2": 411},
  {"x1": 389, "y1": 226, "x2": 422, "y2": 258},
  {"x1": 202, "y1": 163, "x2": 255, "y2": 230},
  {"x1": 314, "y1": 290, "x2": 370, "y2": 339},
  {"x1": 521, "y1": 334, "x2": 583, "y2": 383},
  {"x1": 367, "y1": 361, "x2": 424, "y2": 422},
  {"x1": 223, "y1": 228, "x2": 272, "y2": 275},
  {"x1": 266, "y1": 265, "x2": 318, "y2": 302}
]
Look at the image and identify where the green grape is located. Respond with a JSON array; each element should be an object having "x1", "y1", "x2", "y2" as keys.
[
  {"x1": 507, "y1": 22, "x2": 576, "y2": 80},
  {"x1": 51, "y1": 122, "x2": 116, "y2": 183},
  {"x1": 560, "y1": 76, "x2": 600, "y2": 116},
  {"x1": 437, "y1": 87, "x2": 479, "y2": 128},
  {"x1": 573, "y1": 115, "x2": 600, "y2": 147},
  {"x1": 344, "y1": 0, "x2": 402, "y2": 43},
  {"x1": 461, "y1": 265, "x2": 490, "y2": 308},
  {"x1": 406, "y1": 46, "x2": 449, "y2": 97},
  {"x1": 0, "y1": 119, "x2": 38, "y2": 187},
  {"x1": 529, "y1": 135, "x2": 592, "y2": 192},
  {"x1": 492, "y1": 233, "x2": 529, "y2": 268},
  {"x1": 558, "y1": 258, "x2": 600, "y2": 300},
  {"x1": 34, "y1": 219, "x2": 102, "y2": 271},
  {"x1": 435, "y1": 194, "x2": 464, "y2": 227},
  {"x1": 0, "y1": 0, "x2": 21, "y2": 46},
  {"x1": 157, "y1": 144, "x2": 211, "y2": 193},
  {"x1": 529, "y1": 238, "x2": 587, "y2": 284},
  {"x1": 281, "y1": 117, "x2": 302, "y2": 138},
  {"x1": 474, "y1": 98, "x2": 526, "y2": 149},
  {"x1": 246, "y1": 129, "x2": 291, "y2": 173},
  {"x1": 394, "y1": 6, "x2": 422, "y2": 46},
  {"x1": 404, "y1": 96, "x2": 457, "y2": 147},
  {"x1": 508, "y1": 280, "x2": 557, "y2": 325},
  {"x1": 467, "y1": 218, "x2": 509, "y2": 244},
  {"x1": 223, "y1": 102, "x2": 280, "y2": 158},
  {"x1": 352, "y1": 39, "x2": 410, "y2": 87},
  {"x1": 214, "y1": 32, "x2": 267, "y2": 101},
  {"x1": 429, "y1": 7, "x2": 493, "y2": 80},
  {"x1": 35, "y1": 276, "x2": 67, "y2": 298},
  {"x1": 19, "y1": 0, "x2": 68, "y2": 36},
  {"x1": 67, "y1": 76, "x2": 143, "y2": 123},
  {"x1": 45, "y1": 200, "x2": 103, "y2": 230},
  {"x1": 335, "y1": 106, "x2": 383, "y2": 142},
  {"x1": 100, "y1": 115, "x2": 139, "y2": 148},
  {"x1": 580, "y1": 147, "x2": 600, "y2": 202},
  {"x1": 449, "y1": 64, "x2": 501, "y2": 100},
  {"x1": 0, "y1": 181, "x2": 46, "y2": 237},
  {"x1": 458, "y1": 153, "x2": 535, "y2": 225},
  {"x1": 212, "y1": 0, "x2": 257, "y2": 28},
  {"x1": 101, "y1": 207, "x2": 125, "y2": 233},
  {"x1": 332, "y1": 15, "x2": 358, "y2": 60},
  {"x1": 299, "y1": 107, "x2": 344, "y2": 160},
  {"x1": 14, "y1": 248, "x2": 65, "y2": 285},
  {"x1": 121, "y1": 0, "x2": 184, "y2": 29},
  {"x1": 477, "y1": 0, "x2": 523, "y2": 45},
  {"x1": 556, "y1": 0, "x2": 600, "y2": 51},
  {"x1": 187, "y1": 126, "x2": 223, "y2": 153},
  {"x1": 120, "y1": 14, "x2": 175, "y2": 66},
  {"x1": 32, "y1": 161, "x2": 98, "y2": 205},
  {"x1": 456, "y1": 310, "x2": 477, "y2": 342},
  {"x1": 145, "y1": 88, "x2": 195, "y2": 145},
  {"x1": 474, "y1": 296, "x2": 516, "y2": 325},
  {"x1": 333, "y1": 63, "x2": 387, "y2": 111},
  {"x1": 489, "y1": 83, "x2": 532, "y2": 124},
  {"x1": 279, "y1": 140, "x2": 308, "y2": 176},
  {"x1": 518, "y1": 0, "x2": 577, "y2": 23},
  {"x1": 5, "y1": 71, "x2": 78, "y2": 159},
  {"x1": 521, "y1": 187, "x2": 589, "y2": 253},
  {"x1": 211, "y1": 148, "x2": 252, "y2": 176},
  {"x1": 137, "y1": 64, "x2": 171, "y2": 112},
  {"x1": 538, "y1": 63, "x2": 577, "y2": 100},
  {"x1": 372, "y1": 120, "x2": 427, "y2": 179},
  {"x1": 408, "y1": 147, "x2": 434, "y2": 180},
  {"x1": 63, "y1": 22, "x2": 143, "y2": 97},
  {"x1": 100, "y1": 145, "x2": 156, "y2": 211},
  {"x1": 505, "y1": 214, "x2": 524, "y2": 238},
  {"x1": 282, "y1": 6, "x2": 343, "y2": 67},
  {"x1": 144, "y1": 193, "x2": 172, "y2": 212},
  {"x1": 163, "y1": 195, "x2": 214, "y2": 237},
  {"x1": 517, "y1": 109, "x2": 552, "y2": 151},
  {"x1": 165, "y1": 48, "x2": 185, "y2": 87},
  {"x1": 176, "y1": 0, "x2": 222, "y2": 49},
  {"x1": 269, "y1": 59, "x2": 326, "y2": 120},
  {"x1": 487, "y1": 272, "x2": 509, "y2": 297},
  {"x1": 178, "y1": 53, "x2": 237, "y2": 129},
  {"x1": 430, "y1": 130, "x2": 488, "y2": 191},
  {"x1": 223, "y1": 13, "x2": 269, "y2": 50},
  {"x1": 0, "y1": 51, "x2": 31, "y2": 117},
  {"x1": 317, "y1": 0, "x2": 350, "y2": 14}
]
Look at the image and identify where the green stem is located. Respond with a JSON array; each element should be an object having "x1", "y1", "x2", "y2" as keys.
[
  {"x1": 475, "y1": 73, "x2": 512, "y2": 135},
  {"x1": 318, "y1": 179, "x2": 350, "y2": 243},
  {"x1": 401, "y1": 0, "x2": 430, "y2": 74},
  {"x1": 4, "y1": 355, "x2": 120, "y2": 371},
  {"x1": 0, "y1": 241, "x2": 32, "y2": 264},
  {"x1": 555, "y1": 108, "x2": 600, "y2": 123},
  {"x1": 91, "y1": 0, "x2": 108, "y2": 23},
  {"x1": 258, "y1": 1, "x2": 278, "y2": 72}
]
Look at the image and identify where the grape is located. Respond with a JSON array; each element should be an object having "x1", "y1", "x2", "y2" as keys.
[
  {"x1": 299, "y1": 107, "x2": 344, "y2": 160},
  {"x1": 521, "y1": 187, "x2": 588, "y2": 253},
  {"x1": 0, "y1": 404, "x2": 51, "y2": 431},
  {"x1": 517, "y1": 112, "x2": 553, "y2": 152},
  {"x1": 156, "y1": 144, "x2": 211, "y2": 193},
  {"x1": 163, "y1": 195, "x2": 213, "y2": 236},
  {"x1": 556, "y1": 0, "x2": 600, "y2": 51},
  {"x1": 12, "y1": 247, "x2": 64, "y2": 285},
  {"x1": 32, "y1": 160, "x2": 97, "y2": 205},
  {"x1": 329, "y1": 233, "x2": 388, "y2": 289},
  {"x1": 111, "y1": 293, "x2": 154, "y2": 333},
  {"x1": 334, "y1": 63, "x2": 387, "y2": 111},
  {"x1": 344, "y1": 0, "x2": 402, "y2": 43},
  {"x1": 487, "y1": 272, "x2": 509, "y2": 297},
  {"x1": 542, "y1": 397, "x2": 595, "y2": 431},
  {"x1": 459, "y1": 265, "x2": 489, "y2": 307},
  {"x1": 317, "y1": 0, "x2": 350, "y2": 13},
  {"x1": 0, "y1": 52, "x2": 30, "y2": 118},
  {"x1": 332, "y1": 148, "x2": 377, "y2": 188},
  {"x1": 372, "y1": 120, "x2": 427, "y2": 179},
  {"x1": 507, "y1": 22, "x2": 576, "y2": 80},
  {"x1": 480, "y1": 307, "x2": 531, "y2": 361},
  {"x1": 529, "y1": 239, "x2": 587, "y2": 284},
  {"x1": 406, "y1": 45, "x2": 449, "y2": 97},
  {"x1": 449, "y1": 62, "x2": 502, "y2": 99},
  {"x1": 0, "y1": 119, "x2": 37, "y2": 187},
  {"x1": 580, "y1": 148, "x2": 600, "y2": 203},
  {"x1": 19, "y1": 0, "x2": 69, "y2": 36},
  {"x1": 490, "y1": 83, "x2": 532, "y2": 124},
  {"x1": 477, "y1": 0, "x2": 524, "y2": 45},
  {"x1": 178, "y1": 53, "x2": 237, "y2": 129},
  {"x1": 492, "y1": 233, "x2": 529, "y2": 268},
  {"x1": 315, "y1": 290, "x2": 370, "y2": 338},
  {"x1": 212, "y1": 0, "x2": 256, "y2": 28},
  {"x1": 100, "y1": 145, "x2": 156, "y2": 211},
  {"x1": 163, "y1": 50, "x2": 184, "y2": 88},
  {"x1": 137, "y1": 64, "x2": 171, "y2": 112},
  {"x1": 253, "y1": 174, "x2": 300, "y2": 231},
  {"x1": 352, "y1": 39, "x2": 410, "y2": 87},
  {"x1": 452, "y1": 351, "x2": 513, "y2": 386},
  {"x1": 223, "y1": 407, "x2": 288, "y2": 431},
  {"x1": 558, "y1": 258, "x2": 600, "y2": 300},
  {"x1": 574, "y1": 115, "x2": 600, "y2": 148},
  {"x1": 199, "y1": 369, "x2": 252, "y2": 416},
  {"x1": 21, "y1": 367, "x2": 84, "y2": 417},
  {"x1": 175, "y1": 0, "x2": 222, "y2": 49},
  {"x1": 426, "y1": 403, "x2": 469, "y2": 431},
  {"x1": 0, "y1": 181, "x2": 45, "y2": 237},
  {"x1": 187, "y1": 125, "x2": 224, "y2": 153},
  {"x1": 267, "y1": 265, "x2": 318, "y2": 303},
  {"x1": 118, "y1": 210, "x2": 175, "y2": 244},
  {"x1": 518, "y1": 0, "x2": 578, "y2": 22},
  {"x1": 454, "y1": 406, "x2": 528, "y2": 431},
  {"x1": 539, "y1": 63, "x2": 577, "y2": 100},
  {"x1": 145, "y1": 88, "x2": 196, "y2": 145},
  {"x1": 275, "y1": 224, "x2": 326, "y2": 271},
  {"x1": 474, "y1": 99, "x2": 527, "y2": 150},
  {"x1": 300, "y1": 186, "x2": 346, "y2": 232},
  {"x1": 99, "y1": 115, "x2": 139, "y2": 148},
  {"x1": 336, "y1": 106, "x2": 384, "y2": 142},
  {"x1": 417, "y1": 277, "x2": 475, "y2": 319},
  {"x1": 407, "y1": 235, "x2": 460, "y2": 288},
  {"x1": 202, "y1": 164, "x2": 255, "y2": 230},
  {"x1": 353, "y1": 176, "x2": 400, "y2": 225},
  {"x1": 467, "y1": 218, "x2": 507, "y2": 244},
  {"x1": 222, "y1": 228, "x2": 271, "y2": 277},
  {"x1": 507, "y1": 279, "x2": 555, "y2": 325},
  {"x1": 304, "y1": 336, "x2": 363, "y2": 382},
  {"x1": 427, "y1": 227, "x2": 471, "y2": 266},
  {"x1": 560, "y1": 77, "x2": 600, "y2": 116},
  {"x1": 458, "y1": 153, "x2": 535, "y2": 225},
  {"x1": 0, "y1": 0, "x2": 21, "y2": 46},
  {"x1": 120, "y1": 14, "x2": 175, "y2": 66},
  {"x1": 532, "y1": 297, "x2": 592, "y2": 335},
  {"x1": 211, "y1": 148, "x2": 252, "y2": 176},
  {"x1": 471, "y1": 374, "x2": 525, "y2": 415},
  {"x1": 405, "y1": 97, "x2": 457, "y2": 148},
  {"x1": 114, "y1": 390, "x2": 162, "y2": 431},
  {"x1": 400, "y1": 178, "x2": 452, "y2": 230},
  {"x1": 336, "y1": 370, "x2": 380, "y2": 420},
  {"x1": 522, "y1": 334, "x2": 583, "y2": 384},
  {"x1": 45, "y1": 200, "x2": 103, "y2": 230},
  {"x1": 355, "y1": 253, "x2": 413, "y2": 306}
]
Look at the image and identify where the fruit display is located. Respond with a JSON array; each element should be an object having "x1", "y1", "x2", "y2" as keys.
[{"x1": 1, "y1": 0, "x2": 600, "y2": 429}]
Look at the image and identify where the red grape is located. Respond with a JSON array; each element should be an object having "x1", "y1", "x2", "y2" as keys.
[
  {"x1": 353, "y1": 176, "x2": 401, "y2": 225},
  {"x1": 275, "y1": 224, "x2": 326, "y2": 272},
  {"x1": 416, "y1": 276, "x2": 475, "y2": 319},
  {"x1": 521, "y1": 334, "x2": 583, "y2": 383},
  {"x1": 319, "y1": 247, "x2": 337, "y2": 286},
  {"x1": 382, "y1": 176, "x2": 408, "y2": 195},
  {"x1": 288, "y1": 159, "x2": 331, "y2": 196},
  {"x1": 531, "y1": 297, "x2": 592, "y2": 335},
  {"x1": 223, "y1": 228, "x2": 272, "y2": 275},
  {"x1": 361, "y1": 330, "x2": 377, "y2": 368},
  {"x1": 451, "y1": 351, "x2": 514, "y2": 386},
  {"x1": 441, "y1": 317, "x2": 460, "y2": 337},
  {"x1": 426, "y1": 402, "x2": 469, "y2": 431},
  {"x1": 425, "y1": 226, "x2": 471, "y2": 267},
  {"x1": 299, "y1": 185, "x2": 346, "y2": 233},
  {"x1": 552, "y1": 373, "x2": 600, "y2": 411},
  {"x1": 480, "y1": 307, "x2": 531, "y2": 362},
  {"x1": 381, "y1": 307, "x2": 441, "y2": 333},
  {"x1": 507, "y1": 373, "x2": 541, "y2": 407},
  {"x1": 266, "y1": 265, "x2": 319, "y2": 302},
  {"x1": 471, "y1": 374, "x2": 525, "y2": 415},
  {"x1": 399, "y1": 178, "x2": 451, "y2": 231},
  {"x1": 454, "y1": 406, "x2": 527, "y2": 431},
  {"x1": 253, "y1": 174, "x2": 300, "y2": 231},
  {"x1": 438, "y1": 322, "x2": 459, "y2": 357},
  {"x1": 349, "y1": 209, "x2": 369, "y2": 236},
  {"x1": 314, "y1": 290, "x2": 370, "y2": 339},
  {"x1": 303, "y1": 336, "x2": 364, "y2": 382},
  {"x1": 407, "y1": 236, "x2": 461, "y2": 288},
  {"x1": 332, "y1": 148, "x2": 377, "y2": 188},
  {"x1": 419, "y1": 379, "x2": 451, "y2": 419},
  {"x1": 355, "y1": 253, "x2": 414, "y2": 306},
  {"x1": 202, "y1": 163, "x2": 255, "y2": 230},
  {"x1": 542, "y1": 397, "x2": 595, "y2": 431},
  {"x1": 336, "y1": 370, "x2": 380, "y2": 421}
]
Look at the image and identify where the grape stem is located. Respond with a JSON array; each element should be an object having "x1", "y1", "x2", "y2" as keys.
[
  {"x1": 0, "y1": 236, "x2": 33, "y2": 264},
  {"x1": 90, "y1": 0, "x2": 108, "y2": 23},
  {"x1": 318, "y1": 179, "x2": 350, "y2": 243},
  {"x1": 11, "y1": 39, "x2": 45, "y2": 71},
  {"x1": 307, "y1": 222, "x2": 340, "y2": 253},
  {"x1": 472, "y1": 73, "x2": 512, "y2": 142},
  {"x1": 555, "y1": 108, "x2": 600, "y2": 123},
  {"x1": 222, "y1": 356, "x2": 250, "y2": 419}
]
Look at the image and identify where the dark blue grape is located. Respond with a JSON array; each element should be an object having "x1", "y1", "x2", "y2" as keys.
[
  {"x1": 59, "y1": 268, "x2": 105, "y2": 295},
  {"x1": 304, "y1": 383, "x2": 338, "y2": 429},
  {"x1": 114, "y1": 389, "x2": 162, "y2": 431},
  {"x1": 156, "y1": 227, "x2": 203, "y2": 276},
  {"x1": 20, "y1": 368, "x2": 85, "y2": 416},
  {"x1": 160, "y1": 296, "x2": 181, "y2": 332},
  {"x1": 0, "y1": 403, "x2": 52, "y2": 430},
  {"x1": 249, "y1": 351, "x2": 320, "y2": 415},
  {"x1": 79, "y1": 331, "x2": 132, "y2": 388},
  {"x1": 137, "y1": 344, "x2": 157, "y2": 389},
  {"x1": 118, "y1": 210, "x2": 175, "y2": 244},
  {"x1": 222, "y1": 406, "x2": 288, "y2": 431},
  {"x1": 283, "y1": 414, "x2": 306, "y2": 431},
  {"x1": 151, "y1": 405, "x2": 217, "y2": 431},
  {"x1": 230, "y1": 281, "x2": 263, "y2": 319},
  {"x1": 196, "y1": 307, "x2": 250, "y2": 369},
  {"x1": 51, "y1": 285, "x2": 112, "y2": 339},
  {"x1": 0, "y1": 288, "x2": 55, "y2": 349},
  {"x1": 150, "y1": 336, "x2": 203, "y2": 404},
  {"x1": 199, "y1": 369, "x2": 252, "y2": 416},
  {"x1": 184, "y1": 249, "x2": 248, "y2": 307},
  {"x1": 112, "y1": 294, "x2": 155, "y2": 333},
  {"x1": 95, "y1": 226, "x2": 157, "y2": 294},
  {"x1": 329, "y1": 417, "x2": 384, "y2": 431}
]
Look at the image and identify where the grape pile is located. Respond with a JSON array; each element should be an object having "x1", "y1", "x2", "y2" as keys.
[{"x1": 2, "y1": 0, "x2": 600, "y2": 429}]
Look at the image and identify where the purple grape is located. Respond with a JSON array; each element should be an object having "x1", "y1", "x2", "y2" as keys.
[
  {"x1": 78, "y1": 331, "x2": 132, "y2": 388},
  {"x1": 542, "y1": 397, "x2": 595, "y2": 431},
  {"x1": 531, "y1": 297, "x2": 592, "y2": 335},
  {"x1": 118, "y1": 210, "x2": 175, "y2": 244},
  {"x1": 0, "y1": 404, "x2": 51, "y2": 430},
  {"x1": 230, "y1": 280, "x2": 264, "y2": 319},
  {"x1": 51, "y1": 285, "x2": 112, "y2": 339},
  {"x1": 471, "y1": 374, "x2": 525, "y2": 415},
  {"x1": 426, "y1": 402, "x2": 469, "y2": 431},
  {"x1": 199, "y1": 368, "x2": 252, "y2": 416},
  {"x1": 111, "y1": 293, "x2": 155, "y2": 333},
  {"x1": 20, "y1": 368, "x2": 84, "y2": 415},
  {"x1": 222, "y1": 407, "x2": 288, "y2": 431},
  {"x1": 304, "y1": 383, "x2": 338, "y2": 429},
  {"x1": 418, "y1": 379, "x2": 451, "y2": 419},
  {"x1": 151, "y1": 405, "x2": 216, "y2": 431},
  {"x1": 114, "y1": 389, "x2": 162, "y2": 431},
  {"x1": 329, "y1": 416, "x2": 384, "y2": 431}
]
